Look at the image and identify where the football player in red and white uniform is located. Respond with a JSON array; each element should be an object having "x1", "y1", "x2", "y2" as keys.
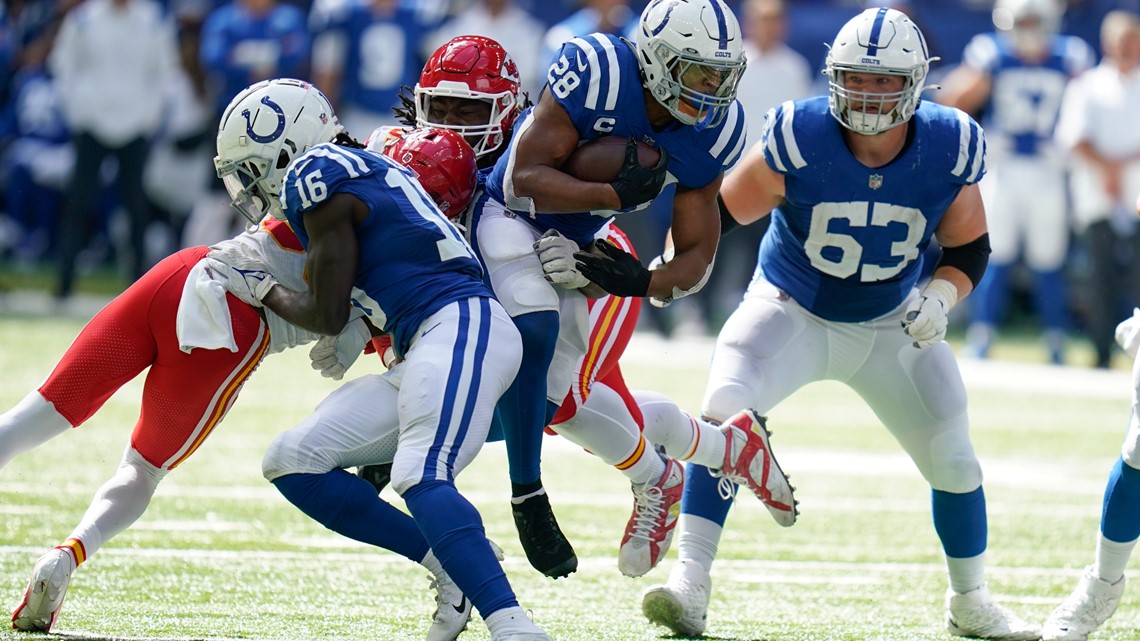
[{"x1": 2, "y1": 82, "x2": 481, "y2": 636}]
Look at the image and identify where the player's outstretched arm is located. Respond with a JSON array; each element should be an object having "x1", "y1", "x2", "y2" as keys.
[
  {"x1": 262, "y1": 193, "x2": 365, "y2": 336},
  {"x1": 506, "y1": 90, "x2": 625, "y2": 213}
]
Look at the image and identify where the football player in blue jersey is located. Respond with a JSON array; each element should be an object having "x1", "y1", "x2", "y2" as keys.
[
  {"x1": 212, "y1": 79, "x2": 552, "y2": 641},
  {"x1": 468, "y1": 0, "x2": 794, "y2": 581},
  {"x1": 938, "y1": 0, "x2": 1094, "y2": 364},
  {"x1": 626, "y1": 8, "x2": 1041, "y2": 640}
]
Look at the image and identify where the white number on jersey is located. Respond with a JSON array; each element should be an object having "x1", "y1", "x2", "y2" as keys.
[
  {"x1": 805, "y1": 202, "x2": 927, "y2": 282},
  {"x1": 383, "y1": 169, "x2": 475, "y2": 263},
  {"x1": 294, "y1": 170, "x2": 329, "y2": 209},
  {"x1": 991, "y1": 69, "x2": 1067, "y2": 137},
  {"x1": 547, "y1": 54, "x2": 582, "y2": 100}
]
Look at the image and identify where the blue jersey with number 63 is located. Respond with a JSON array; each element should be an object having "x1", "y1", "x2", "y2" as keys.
[
  {"x1": 759, "y1": 97, "x2": 986, "y2": 322},
  {"x1": 280, "y1": 143, "x2": 490, "y2": 354}
]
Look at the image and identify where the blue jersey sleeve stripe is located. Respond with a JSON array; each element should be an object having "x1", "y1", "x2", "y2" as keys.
[
  {"x1": 568, "y1": 37, "x2": 603, "y2": 110},
  {"x1": 710, "y1": 102, "x2": 741, "y2": 158},
  {"x1": 308, "y1": 146, "x2": 365, "y2": 178},
  {"x1": 967, "y1": 121, "x2": 986, "y2": 183},
  {"x1": 778, "y1": 101, "x2": 807, "y2": 169},
  {"x1": 763, "y1": 107, "x2": 788, "y2": 173},
  {"x1": 951, "y1": 110, "x2": 973, "y2": 178},
  {"x1": 589, "y1": 34, "x2": 621, "y2": 110}
]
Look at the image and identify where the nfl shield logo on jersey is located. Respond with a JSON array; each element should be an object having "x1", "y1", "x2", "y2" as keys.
[{"x1": 868, "y1": 174, "x2": 883, "y2": 190}]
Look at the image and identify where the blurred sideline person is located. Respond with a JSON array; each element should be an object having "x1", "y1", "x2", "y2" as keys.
[
  {"x1": 471, "y1": 0, "x2": 795, "y2": 580},
  {"x1": 1042, "y1": 306, "x2": 1140, "y2": 640},
  {"x1": 212, "y1": 79, "x2": 548, "y2": 641},
  {"x1": 4, "y1": 79, "x2": 349, "y2": 634},
  {"x1": 939, "y1": 0, "x2": 1094, "y2": 364},
  {"x1": 1054, "y1": 10, "x2": 1140, "y2": 370},
  {"x1": 49, "y1": 0, "x2": 179, "y2": 299},
  {"x1": 638, "y1": 8, "x2": 1039, "y2": 639}
]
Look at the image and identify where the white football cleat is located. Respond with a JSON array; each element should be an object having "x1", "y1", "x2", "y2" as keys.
[
  {"x1": 489, "y1": 634, "x2": 553, "y2": 641},
  {"x1": 619, "y1": 457, "x2": 685, "y2": 578},
  {"x1": 946, "y1": 585, "x2": 1041, "y2": 641},
  {"x1": 1042, "y1": 567, "x2": 1125, "y2": 641},
  {"x1": 717, "y1": 409, "x2": 797, "y2": 526},
  {"x1": 12, "y1": 547, "x2": 77, "y2": 632},
  {"x1": 641, "y1": 559, "x2": 711, "y2": 636},
  {"x1": 427, "y1": 571, "x2": 471, "y2": 641}
]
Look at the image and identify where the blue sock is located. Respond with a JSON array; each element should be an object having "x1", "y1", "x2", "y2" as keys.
[
  {"x1": 403, "y1": 480, "x2": 517, "y2": 618},
  {"x1": 972, "y1": 263, "x2": 1011, "y2": 327},
  {"x1": 1033, "y1": 268, "x2": 1068, "y2": 331},
  {"x1": 932, "y1": 487, "x2": 987, "y2": 558},
  {"x1": 272, "y1": 471, "x2": 429, "y2": 562},
  {"x1": 499, "y1": 310, "x2": 558, "y2": 488},
  {"x1": 680, "y1": 463, "x2": 735, "y2": 525},
  {"x1": 1102, "y1": 457, "x2": 1140, "y2": 543}
]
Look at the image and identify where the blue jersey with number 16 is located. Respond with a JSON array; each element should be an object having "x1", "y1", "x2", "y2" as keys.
[
  {"x1": 758, "y1": 97, "x2": 986, "y2": 322},
  {"x1": 281, "y1": 143, "x2": 490, "y2": 355}
]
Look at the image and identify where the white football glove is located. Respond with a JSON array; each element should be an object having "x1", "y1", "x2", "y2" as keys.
[
  {"x1": 534, "y1": 229, "x2": 589, "y2": 289},
  {"x1": 202, "y1": 254, "x2": 279, "y2": 308},
  {"x1": 309, "y1": 317, "x2": 372, "y2": 380},
  {"x1": 901, "y1": 279, "x2": 959, "y2": 349}
]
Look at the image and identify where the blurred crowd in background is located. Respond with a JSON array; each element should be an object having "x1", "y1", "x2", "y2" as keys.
[{"x1": 1, "y1": 0, "x2": 1140, "y2": 367}]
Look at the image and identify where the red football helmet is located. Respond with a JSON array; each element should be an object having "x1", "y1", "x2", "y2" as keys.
[
  {"x1": 415, "y1": 35, "x2": 522, "y2": 159},
  {"x1": 382, "y1": 127, "x2": 478, "y2": 220}
]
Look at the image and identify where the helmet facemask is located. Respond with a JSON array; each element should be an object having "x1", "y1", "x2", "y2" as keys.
[
  {"x1": 414, "y1": 82, "x2": 512, "y2": 159},
  {"x1": 637, "y1": 0, "x2": 745, "y2": 131},
  {"x1": 824, "y1": 7, "x2": 934, "y2": 136}
]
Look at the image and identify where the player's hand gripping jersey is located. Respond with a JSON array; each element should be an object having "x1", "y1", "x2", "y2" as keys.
[
  {"x1": 484, "y1": 33, "x2": 748, "y2": 245},
  {"x1": 280, "y1": 142, "x2": 490, "y2": 356},
  {"x1": 758, "y1": 97, "x2": 986, "y2": 322}
]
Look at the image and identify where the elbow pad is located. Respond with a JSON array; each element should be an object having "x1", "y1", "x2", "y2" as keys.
[{"x1": 936, "y1": 233, "x2": 991, "y2": 288}]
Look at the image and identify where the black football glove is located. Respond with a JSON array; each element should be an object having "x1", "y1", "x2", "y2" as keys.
[
  {"x1": 609, "y1": 139, "x2": 669, "y2": 210},
  {"x1": 574, "y1": 239, "x2": 651, "y2": 298}
]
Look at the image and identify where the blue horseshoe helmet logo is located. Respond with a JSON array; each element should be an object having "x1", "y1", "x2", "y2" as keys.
[{"x1": 241, "y1": 96, "x2": 286, "y2": 143}]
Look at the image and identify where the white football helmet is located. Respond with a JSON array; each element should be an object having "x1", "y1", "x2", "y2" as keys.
[
  {"x1": 993, "y1": 0, "x2": 1062, "y2": 58},
  {"x1": 636, "y1": 0, "x2": 745, "y2": 131},
  {"x1": 214, "y1": 78, "x2": 343, "y2": 224},
  {"x1": 825, "y1": 7, "x2": 934, "y2": 135}
]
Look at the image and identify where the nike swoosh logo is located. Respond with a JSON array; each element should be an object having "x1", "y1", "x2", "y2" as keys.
[
  {"x1": 452, "y1": 595, "x2": 467, "y2": 614},
  {"x1": 575, "y1": 51, "x2": 587, "y2": 72},
  {"x1": 421, "y1": 322, "x2": 441, "y2": 338}
]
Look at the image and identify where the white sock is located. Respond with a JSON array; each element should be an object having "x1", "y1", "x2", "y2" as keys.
[
  {"x1": 676, "y1": 514, "x2": 723, "y2": 575},
  {"x1": 484, "y1": 606, "x2": 543, "y2": 636},
  {"x1": 0, "y1": 391, "x2": 73, "y2": 469},
  {"x1": 420, "y1": 549, "x2": 445, "y2": 579},
  {"x1": 946, "y1": 552, "x2": 986, "y2": 594},
  {"x1": 1094, "y1": 533, "x2": 1137, "y2": 583},
  {"x1": 67, "y1": 447, "x2": 167, "y2": 558},
  {"x1": 635, "y1": 391, "x2": 725, "y2": 468},
  {"x1": 551, "y1": 383, "x2": 663, "y2": 486}
]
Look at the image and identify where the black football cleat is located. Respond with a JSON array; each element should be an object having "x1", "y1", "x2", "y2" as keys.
[{"x1": 511, "y1": 491, "x2": 577, "y2": 579}]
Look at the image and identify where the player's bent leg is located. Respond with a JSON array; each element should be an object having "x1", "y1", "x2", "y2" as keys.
[{"x1": 642, "y1": 558, "x2": 712, "y2": 636}]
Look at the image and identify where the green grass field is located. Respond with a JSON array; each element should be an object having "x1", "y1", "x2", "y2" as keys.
[{"x1": 0, "y1": 313, "x2": 1137, "y2": 641}]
